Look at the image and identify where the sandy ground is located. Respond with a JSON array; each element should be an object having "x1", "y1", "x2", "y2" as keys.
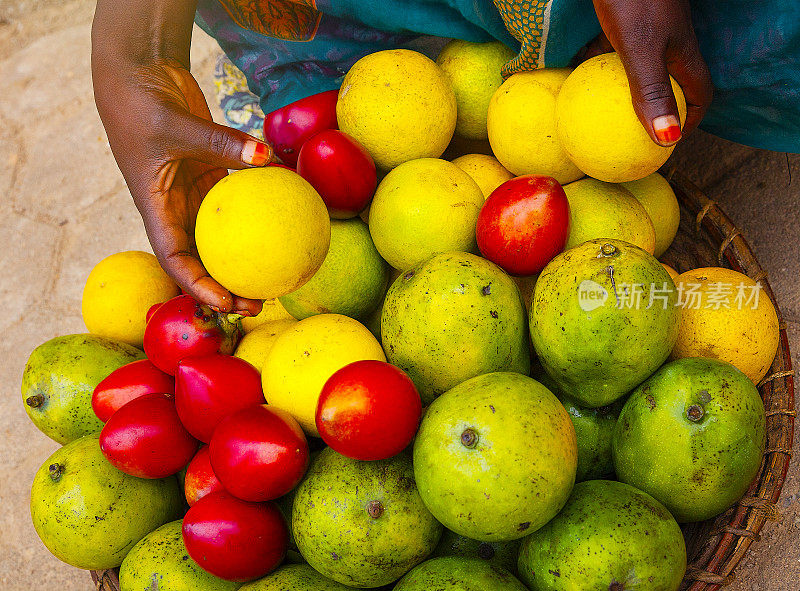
[{"x1": 0, "y1": 1, "x2": 797, "y2": 589}]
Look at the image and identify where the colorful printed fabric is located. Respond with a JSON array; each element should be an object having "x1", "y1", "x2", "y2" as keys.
[
  {"x1": 196, "y1": 0, "x2": 517, "y2": 118},
  {"x1": 691, "y1": 3, "x2": 800, "y2": 153},
  {"x1": 215, "y1": 0, "x2": 322, "y2": 41},
  {"x1": 214, "y1": 54, "x2": 265, "y2": 139},
  {"x1": 197, "y1": 0, "x2": 800, "y2": 152}
]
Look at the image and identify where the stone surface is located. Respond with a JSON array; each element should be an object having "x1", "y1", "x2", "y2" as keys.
[
  {"x1": 0, "y1": 214, "x2": 61, "y2": 330},
  {"x1": 0, "y1": 1, "x2": 797, "y2": 590},
  {"x1": 12, "y1": 99, "x2": 123, "y2": 224},
  {"x1": 50, "y1": 188, "x2": 154, "y2": 315},
  {"x1": 0, "y1": 311, "x2": 85, "y2": 591}
]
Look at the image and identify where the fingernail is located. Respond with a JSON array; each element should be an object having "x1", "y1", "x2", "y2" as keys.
[
  {"x1": 242, "y1": 141, "x2": 272, "y2": 166},
  {"x1": 653, "y1": 115, "x2": 682, "y2": 145},
  {"x1": 209, "y1": 305, "x2": 222, "y2": 313}
]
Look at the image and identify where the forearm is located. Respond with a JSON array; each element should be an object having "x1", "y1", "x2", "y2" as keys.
[
  {"x1": 92, "y1": 0, "x2": 197, "y2": 74},
  {"x1": 91, "y1": 0, "x2": 199, "y2": 183}
]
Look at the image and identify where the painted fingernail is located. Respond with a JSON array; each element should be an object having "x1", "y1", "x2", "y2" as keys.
[
  {"x1": 653, "y1": 115, "x2": 682, "y2": 145},
  {"x1": 209, "y1": 305, "x2": 222, "y2": 313},
  {"x1": 242, "y1": 141, "x2": 272, "y2": 166}
]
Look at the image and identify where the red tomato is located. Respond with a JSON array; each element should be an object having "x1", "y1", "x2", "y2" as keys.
[
  {"x1": 316, "y1": 360, "x2": 422, "y2": 461},
  {"x1": 210, "y1": 405, "x2": 309, "y2": 502},
  {"x1": 92, "y1": 359, "x2": 174, "y2": 422},
  {"x1": 99, "y1": 393, "x2": 199, "y2": 478},
  {"x1": 184, "y1": 445, "x2": 225, "y2": 506},
  {"x1": 182, "y1": 491, "x2": 288, "y2": 582},
  {"x1": 175, "y1": 354, "x2": 265, "y2": 443},
  {"x1": 476, "y1": 175, "x2": 570, "y2": 276},
  {"x1": 145, "y1": 302, "x2": 163, "y2": 323},
  {"x1": 296, "y1": 129, "x2": 377, "y2": 218},
  {"x1": 143, "y1": 295, "x2": 242, "y2": 375},
  {"x1": 263, "y1": 89, "x2": 339, "y2": 167}
]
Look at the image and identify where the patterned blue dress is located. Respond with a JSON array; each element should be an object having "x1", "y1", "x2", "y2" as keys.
[{"x1": 196, "y1": 0, "x2": 800, "y2": 152}]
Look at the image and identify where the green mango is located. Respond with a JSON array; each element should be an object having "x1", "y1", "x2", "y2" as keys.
[
  {"x1": 433, "y1": 529, "x2": 522, "y2": 574},
  {"x1": 364, "y1": 268, "x2": 403, "y2": 342},
  {"x1": 292, "y1": 448, "x2": 442, "y2": 588},
  {"x1": 613, "y1": 358, "x2": 766, "y2": 522},
  {"x1": 560, "y1": 395, "x2": 623, "y2": 482},
  {"x1": 22, "y1": 334, "x2": 144, "y2": 443},
  {"x1": 363, "y1": 295, "x2": 385, "y2": 341},
  {"x1": 119, "y1": 520, "x2": 241, "y2": 591},
  {"x1": 382, "y1": 251, "x2": 530, "y2": 404},
  {"x1": 275, "y1": 486, "x2": 305, "y2": 564},
  {"x1": 530, "y1": 239, "x2": 680, "y2": 407},
  {"x1": 279, "y1": 218, "x2": 389, "y2": 321},
  {"x1": 531, "y1": 362, "x2": 623, "y2": 482},
  {"x1": 517, "y1": 480, "x2": 686, "y2": 591},
  {"x1": 240, "y1": 564, "x2": 358, "y2": 590},
  {"x1": 30, "y1": 435, "x2": 182, "y2": 570},
  {"x1": 413, "y1": 372, "x2": 577, "y2": 542},
  {"x1": 394, "y1": 557, "x2": 528, "y2": 591}
]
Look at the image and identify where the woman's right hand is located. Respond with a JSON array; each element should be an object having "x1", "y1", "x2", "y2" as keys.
[
  {"x1": 590, "y1": 0, "x2": 713, "y2": 147},
  {"x1": 92, "y1": 0, "x2": 269, "y2": 316}
]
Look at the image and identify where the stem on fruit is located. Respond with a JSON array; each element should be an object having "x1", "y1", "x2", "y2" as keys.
[
  {"x1": 366, "y1": 500, "x2": 384, "y2": 519},
  {"x1": 460, "y1": 428, "x2": 479, "y2": 449},
  {"x1": 403, "y1": 271, "x2": 415, "y2": 281},
  {"x1": 26, "y1": 394, "x2": 45, "y2": 408},
  {"x1": 49, "y1": 463, "x2": 64, "y2": 482},
  {"x1": 601, "y1": 243, "x2": 617, "y2": 257},
  {"x1": 687, "y1": 404, "x2": 705, "y2": 422}
]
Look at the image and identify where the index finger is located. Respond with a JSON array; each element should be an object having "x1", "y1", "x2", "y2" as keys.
[{"x1": 147, "y1": 218, "x2": 262, "y2": 316}]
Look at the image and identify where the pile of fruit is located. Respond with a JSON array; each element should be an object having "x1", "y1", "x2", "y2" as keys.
[{"x1": 23, "y1": 43, "x2": 782, "y2": 591}]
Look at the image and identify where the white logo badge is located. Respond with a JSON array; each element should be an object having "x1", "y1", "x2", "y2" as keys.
[{"x1": 578, "y1": 280, "x2": 608, "y2": 311}]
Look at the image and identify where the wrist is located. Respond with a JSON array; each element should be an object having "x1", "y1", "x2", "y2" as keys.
[{"x1": 91, "y1": 0, "x2": 197, "y2": 71}]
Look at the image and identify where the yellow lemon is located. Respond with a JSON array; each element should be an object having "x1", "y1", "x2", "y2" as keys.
[
  {"x1": 671, "y1": 268, "x2": 780, "y2": 384},
  {"x1": 195, "y1": 167, "x2": 330, "y2": 299},
  {"x1": 487, "y1": 68, "x2": 583, "y2": 184},
  {"x1": 662, "y1": 263, "x2": 679, "y2": 281},
  {"x1": 622, "y1": 173, "x2": 680, "y2": 257},
  {"x1": 368, "y1": 158, "x2": 484, "y2": 270},
  {"x1": 241, "y1": 299, "x2": 295, "y2": 333},
  {"x1": 337, "y1": 49, "x2": 457, "y2": 170},
  {"x1": 234, "y1": 318, "x2": 298, "y2": 373},
  {"x1": 563, "y1": 178, "x2": 656, "y2": 253},
  {"x1": 451, "y1": 153, "x2": 514, "y2": 198},
  {"x1": 436, "y1": 40, "x2": 517, "y2": 140},
  {"x1": 556, "y1": 53, "x2": 687, "y2": 183},
  {"x1": 82, "y1": 251, "x2": 179, "y2": 347},
  {"x1": 262, "y1": 314, "x2": 386, "y2": 435},
  {"x1": 520, "y1": 68, "x2": 574, "y2": 94}
]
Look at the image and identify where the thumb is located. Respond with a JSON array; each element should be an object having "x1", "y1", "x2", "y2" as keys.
[
  {"x1": 621, "y1": 52, "x2": 682, "y2": 147},
  {"x1": 170, "y1": 112, "x2": 273, "y2": 169}
]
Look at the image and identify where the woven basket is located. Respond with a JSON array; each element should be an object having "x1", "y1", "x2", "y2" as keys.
[
  {"x1": 661, "y1": 169, "x2": 796, "y2": 590},
  {"x1": 88, "y1": 169, "x2": 795, "y2": 591}
]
